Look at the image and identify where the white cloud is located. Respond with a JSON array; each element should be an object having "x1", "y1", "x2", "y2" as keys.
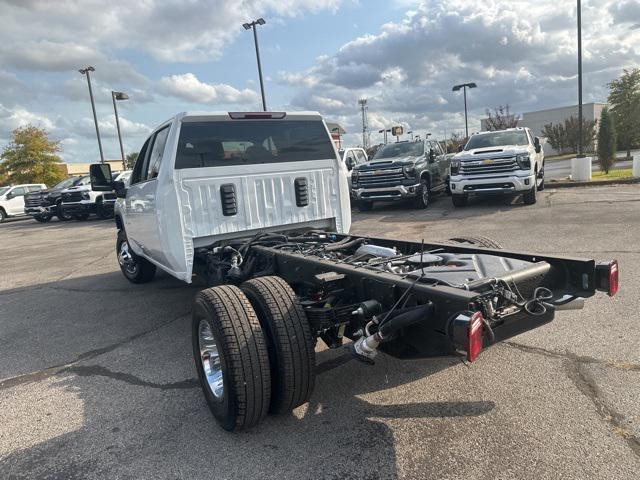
[{"x1": 158, "y1": 73, "x2": 258, "y2": 105}]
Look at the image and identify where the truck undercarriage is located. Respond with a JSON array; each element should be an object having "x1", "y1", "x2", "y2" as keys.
[{"x1": 188, "y1": 230, "x2": 617, "y2": 431}]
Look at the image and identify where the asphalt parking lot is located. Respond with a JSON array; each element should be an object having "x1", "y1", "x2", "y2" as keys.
[{"x1": 1, "y1": 185, "x2": 639, "y2": 480}]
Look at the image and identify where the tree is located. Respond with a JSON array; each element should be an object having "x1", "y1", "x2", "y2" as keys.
[
  {"x1": 446, "y1": 132, "x2": 466, "y2": 153},
  {"x1": 484, "y1": 104, "x2": 521, "y2": 131},
  {"x1": 541, "y1": 122, "x2": 566, "y2": 153},
  {"x1": 607, "y1": 68, "x2": 640, "y2": 158},
  {"x1": 563, "y1": 116, "x2": 597, "y2": 154},
  {"x1": 597, "y1": 107, "x2": 617, "y2": 174},
  {"x1": 540, "y1": 116, "x2": 596, "y2": 155},
  {"x1": 125, "y1": 152, "x2": 139, "y2": 169},
  {"x1": 0, "y1": 125, "x2": 64, "y2": 185}
]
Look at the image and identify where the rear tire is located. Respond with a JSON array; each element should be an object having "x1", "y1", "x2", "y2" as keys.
[
  {"x1": 192, "y1": 286, "x2": 271, "y2": 431},
  {"x1": 449, "y1": 235, "x2": 503, "y2": 249},
  {"x1": 452, "y1": 194, "x2": 468, "y2": 207},
  {"x1": 241, "y1": 276, "x2": 315, "y2": 414},
  {"x1": 0, "y1": 209, "x2": 6, "y2": 223},
  {"x1": 116, "y1": 230, "x2": 156, "y2": 283},
  {"x1": 357, "y1": 200, "x2": 373, "y2": 212}
]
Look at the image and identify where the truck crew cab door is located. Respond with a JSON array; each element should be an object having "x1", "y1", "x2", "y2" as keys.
[
  {"x1": 6, "y1": 186, "x2": 26, "y2": 215},
  {"x1": 124, "y1": 125, "x2": 171, "y2": 267}
]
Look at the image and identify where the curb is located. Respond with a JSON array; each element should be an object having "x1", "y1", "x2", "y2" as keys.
[{"x1": 548, "y1": 177, "x2": 640, "y2": 188}]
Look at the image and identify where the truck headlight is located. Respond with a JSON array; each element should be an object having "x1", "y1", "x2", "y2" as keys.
[
  {"x1": 516, "y1": 154, "x2": 531, "y2": 169},
  {"x1": 450, "y1": 160, "x2": 460, "y2": 175},
  {"x1": 82, "y1": 192, "x2": 90, "y2": 200},
  {"x1": 403, "y1": 165, "x2": 417, "y2": 177}
]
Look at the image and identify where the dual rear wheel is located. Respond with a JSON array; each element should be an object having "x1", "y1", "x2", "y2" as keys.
[{"x1": 192, "y1": 276, "x2": 315, "y2": 431}]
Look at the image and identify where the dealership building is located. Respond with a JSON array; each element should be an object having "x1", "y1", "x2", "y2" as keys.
[{"x1": 481, "y1": 102, "x2": 606, "y2": 156}]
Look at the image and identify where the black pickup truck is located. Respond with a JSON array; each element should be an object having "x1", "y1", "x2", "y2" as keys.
[{"x1": 24, "y1": 175, "x2": 90, "y2": 222}]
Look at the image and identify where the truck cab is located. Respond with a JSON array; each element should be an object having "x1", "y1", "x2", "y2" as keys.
[
  {"x1": 339, "y1": 147, "x2": 368, "y2": 189},
  {"x1": 60, "y1": 171, "x2": 131, "y2": 220},
  {"x1": 91, "y1": 111, "x2": 351, "y2": 283},
  {"x1": 351, "y1": 139, "x2": 449, "y2": 211},
  {"x1": 0, "y1": 184, "x2": 46, "y2": 222},
  {"x1": 449, "y1": 127, "x2": 544, "y2": 207}
]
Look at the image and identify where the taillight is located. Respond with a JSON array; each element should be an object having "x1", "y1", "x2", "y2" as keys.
[
  {"x1": 228, "y1": 112, "x2": 286, "y2": 119},
  {"x1": 596, "y1": 260, "x2": 619, "y2": 296},
  {"x1": 449, "y1": 311, "x2": 484, "y2": 362},
  {"x1": 467, "y1": 312, "x2": 484, "y2": 362},
  {"x1": 608, "y1": 260, "x2": 619, "y2": 296}
]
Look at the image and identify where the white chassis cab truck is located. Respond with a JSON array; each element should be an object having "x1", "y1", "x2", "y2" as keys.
[{"x1": 91, "y1": 111, "x2": 619, "y2": 431}]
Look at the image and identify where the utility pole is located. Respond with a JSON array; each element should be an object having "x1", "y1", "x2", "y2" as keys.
[
  {"x1": 111, "y1": 91, "x2": 129, "y2": 170},
  {"x1": 243, "y1": 18, "x2": 267, "y2": 111},
  {"x1": 577, "y1": 0, "x2": 584, "y2": 157},
  {"x1": 452, "y1": 82, "x2": 477, "y2": 139},
  {"x1": 358, "y1": 98, "x2": 368, "y2": 149},
  {"x1": 79, "y1": 66, "x2": 104, "y2": 163}
]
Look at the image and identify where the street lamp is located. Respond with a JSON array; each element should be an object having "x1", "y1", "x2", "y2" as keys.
[
  {"x1": 452, "y1": 82, "x2": 477, "y2": 139},
  {"x1": 577, "y1": 0, "x2": 584, "y2": 157},
  {"x1": 243, "y1": 18, "x2": 267, "y2": 111},
  {"x1": 112, "y1": 91, "x2": 129, "y2": 170},
  {"x1": 79, "y1": 66, "x2": 104, "y2": 163}
]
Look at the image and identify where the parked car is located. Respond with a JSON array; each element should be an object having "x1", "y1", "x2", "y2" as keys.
[
  {"x1": 0, "y1": 184, "x2": 47, "y2": 222},
  {"x1": 60, "y1": 170, "x2": 131, "y2": 220},
  {"x1": 88, "y1": 110, "x2": 618, "y2": 433},
  {"x1": 23, "y1": 176, "x2": 89, "y2": 222},
  {"x1": 351, "y1": 139, "x2": 450, "y2": 211},
  {"x1": 339, "y1": 147, "x2": 368, "y2": 189},
  {"x1": 449, "y1": 127, "x2": 544, "y2": 207}
]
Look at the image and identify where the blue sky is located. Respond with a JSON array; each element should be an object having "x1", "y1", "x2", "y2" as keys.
[{"x1": 0, "y1": 0, "x2": 638, "y2": 163}]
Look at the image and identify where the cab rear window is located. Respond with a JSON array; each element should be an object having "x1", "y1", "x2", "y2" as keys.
[{"x1": 175, "y1": 120, "x2": 335, "y2": 169}]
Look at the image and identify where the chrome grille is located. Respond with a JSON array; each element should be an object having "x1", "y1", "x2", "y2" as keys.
[
  {"x1": 24, "y1": 194, "x2": 43, "y2": 207},
  {"x1": 459, "y1": 157, "x2": 518, "y2": 175},
  {"x1": 357, "y1": 167, "x2": 405, "y2": 187}
]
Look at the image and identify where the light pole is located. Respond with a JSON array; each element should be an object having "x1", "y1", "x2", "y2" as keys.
[
  {"x1": 243, "y1": 18, "x2": 267, "y2": 111},
  {"x1": 358, "y1": 98, "x2": 368, "y2": 149},
  {"x1": 577, "y1": 0, "x2": 584, "y2": 157},
  {"x1": 452, "y1": 82, "x2": 477, "y2": 139},
  {"x1": 111, "y1": 91, "x2": 129, "y2": 170},
  {"x1": 79, "y1": 66, "x2": 104, "y2": 163}
]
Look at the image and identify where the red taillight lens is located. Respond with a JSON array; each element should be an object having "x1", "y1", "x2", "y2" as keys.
[
  {"x1": 608, "y1": 260, "x2": 619, "y2": 297},
  {"x1": 467, "y1": 312, "x2": 484, "y2": 362}
]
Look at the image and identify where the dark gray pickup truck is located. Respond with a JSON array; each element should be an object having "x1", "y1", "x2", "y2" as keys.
[{"x1": 350, "y1": 139, "x2": 450, "y2": 211}]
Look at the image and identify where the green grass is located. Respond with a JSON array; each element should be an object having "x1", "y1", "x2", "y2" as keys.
[{"x1": 592, "y1": 168, "x2": 633, "y2": 180}]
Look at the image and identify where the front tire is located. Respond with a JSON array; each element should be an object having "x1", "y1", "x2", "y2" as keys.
[
  {"x1": 523, "y1": 183, "x2": 537, "y2": 205},
  {"x1": 56, "y1": 202, "x2": 72, "y2": 221},
  {"x1": 116, "y1": 230, "x2": 156, "y2": 283},
  {"x1": 96, "y1": 200, "x2": 113, "y2": 219},
  {"x1": 452, "y1": 194, "x2": 468, "y2": 207},
  {"x1": 537, "y1": 163, "x2": 545, "y2": 191},
  {"x1": 414, "y1": 177, "x2": 430, "y2": 209},
  {"x1": 356, "y1": 200, "x2": 373, "y2": 212},
  {"x1": 192, "y1": 286, "x2": 271, "y2": 431},
  {"x1": 34, "y1": 215, "x2": 51, "y2": 223},
  {"x1": 0, "y1": 209, "x2": 6, "y2": 223},
  {"x1": 241, "y1": 276, "x2": 315, "y2": 414}
]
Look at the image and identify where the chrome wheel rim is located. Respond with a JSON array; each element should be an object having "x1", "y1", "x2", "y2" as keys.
[
  {"x1": 198, "y1": 320, "x2": 224, "y2": 399},
  {"x1": 118, "y1": 240, "x2": 138, "y2": 275},
  {"x1": 422, "y1": 181, "x2": 429, "y2": 205}
]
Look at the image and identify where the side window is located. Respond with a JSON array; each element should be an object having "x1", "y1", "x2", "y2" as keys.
[
  {"x1": 526, "y1": 130, "x2": 534, "y2": 146},
  {"x1": 130, "y1": 137, "x2": 152, "y2": 185},
  {"x1": 434, "y1": 141, "x2": 444, "y2": 156},
  {"x1": 356, "y1": 150, "x2": 367, "y2": 164},
  {"x1": 27, "y1": 185, "x2": 42, "y2": 192},
  {"x1": 147, "y1": 126, "x2": 170, "y2": 180},
  {"x1": 11, "y1": 187, "x2": 26, "y2": 196}
]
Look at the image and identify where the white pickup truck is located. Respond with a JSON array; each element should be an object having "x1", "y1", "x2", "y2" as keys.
[
  {"x1": 449, "y1": 127, "x2": 544, "y2": 207},
  {"x1": 90, "y1": 111, "x2": 617, "y2": 432},
  {"x1": 61, "y1": 170, "x2": 131, "y2": 220}
]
